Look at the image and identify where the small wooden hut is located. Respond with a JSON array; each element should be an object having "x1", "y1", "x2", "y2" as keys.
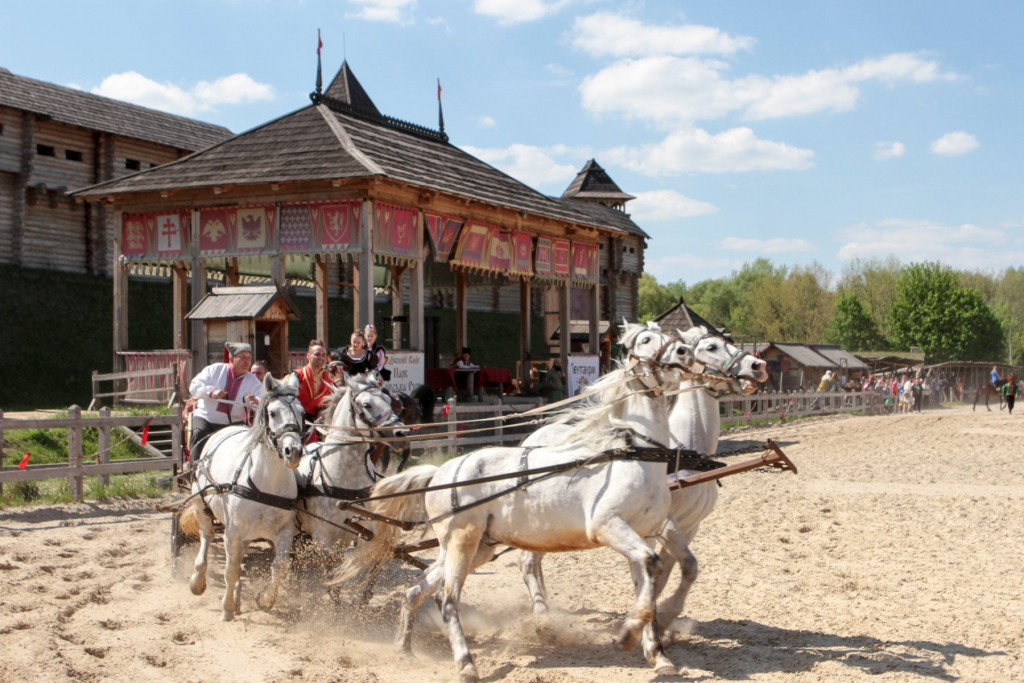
[{"x1": 185, "y1": 285, "x2": 300, "y2": 375}]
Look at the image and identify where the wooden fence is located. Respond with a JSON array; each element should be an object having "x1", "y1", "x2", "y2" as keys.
[{"x1": 0, "y1": 405, "x2": 183, "y2": 500}]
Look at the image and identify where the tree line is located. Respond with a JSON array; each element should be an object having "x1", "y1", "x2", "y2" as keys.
[{"x1": 638, "y1": 257, "x2": 1023, "y2": 364}]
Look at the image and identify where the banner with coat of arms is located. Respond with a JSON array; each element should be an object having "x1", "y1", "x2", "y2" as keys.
[
  {"x1": 373, "y1": 202, "x2": 420, "y2": 263},
  {"x1": 199, "y1": 204, "x2": 276, "y2": 257},
  {"x1": 279, "y1": 200, "x2": 362, "y2": 254},
  {"x1": 571, "y1": 241, "x2": 599, "y2": 283},
  {"x1": 511, "y1": 232, "x2": 533, "y2": 277},
  {"x1": 450, "y1": 222, "x2": 492, "y2": 272},
  {"x1": 121, "y1": 209, "x2": 190, "y2": 261},
  {"x1": 424, "y1": 212, "x2": 463, "y2": 262}
]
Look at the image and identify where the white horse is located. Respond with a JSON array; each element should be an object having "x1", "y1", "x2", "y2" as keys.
[
  {"x1": 519, "y1": 324, "x2": 768, "y2": 630},
  {"x1": 296, "y1": 371, "x2": 409, "y2": 557},
  {"x1": 339, "y1": 331, "x2": 695, "y2": 680},
  {"x1": 186, "y1": 373, "x2": 305, "y2": 621}
]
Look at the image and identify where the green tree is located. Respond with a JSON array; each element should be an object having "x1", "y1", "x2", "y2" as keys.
[
  {"x1": 826, "y1": 292, "x2": 887, "y2": 350},
  {"x1": 747, "y1": 263, "x2": 833, "y2": 341},
  {"x1": 888, "y1": 262, "x2": 1004, "y2": 362},
  {"x1": 637, "y1": 273, "x2": 675, "y2": 322},
  {"x1": 837, "y1": 256, "x2": 901, "y2": 340}
]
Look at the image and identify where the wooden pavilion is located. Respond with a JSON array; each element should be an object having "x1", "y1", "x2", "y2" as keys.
[{"x1": 70, "y1": 61, "x2": 649, "y2": 384}]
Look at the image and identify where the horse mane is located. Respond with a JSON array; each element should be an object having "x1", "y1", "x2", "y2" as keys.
[{"x1": 543, "y1": 363, "x2": 661, "y2": 451}]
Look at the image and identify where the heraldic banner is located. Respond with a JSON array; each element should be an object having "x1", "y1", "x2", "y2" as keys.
[
  {"x1": 121, "y1": 209, "x2": 190, "y2": 261},
  {"x1": 424, "y1": 212, "x2": 463, "y2": 262},
  {"x1": 374, "y1": 202, "x2": 420, "y2": 262},
  {"x1": 279, "y1": 200, "x2": 363, "y2": 254},
  {"x1": 571, "y1": 241, "x2": 599, "y2": 283},
  {"x1": 199, "y1": 205, "x2": 276, "y2": 257}
]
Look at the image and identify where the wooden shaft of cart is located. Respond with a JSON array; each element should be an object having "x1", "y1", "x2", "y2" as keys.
[{"x1": 669, "y1": 439, "x2": 797, "y2": 490}]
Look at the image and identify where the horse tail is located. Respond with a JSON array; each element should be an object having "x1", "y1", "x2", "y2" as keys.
[
  {"x1": 177, "y1": 505, "x2": 201, "y2": 540},
  {"x1": 331, "y1": 464, "x2": 439, "y2": 588}
]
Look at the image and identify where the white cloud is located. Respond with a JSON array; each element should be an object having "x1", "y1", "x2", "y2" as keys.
[
  {"x1": 92, "y1": 71, "x2": 273, "y2": 117},
  {"x1": 930, "y1": 131, "x2": 979, "y2": 156},
  {"x1": 643, "y1": 251, "x2": 741, "y2": 284},
  {"x1": 572, "y1": 12, "x2": 755, "y2": 57},
  {"x1": 193, "y1": 74, "x2": 275, "y2": 106},
  {"x1": 837, "y1": 218, "x2": 1017, "y2": 269},
  {"x1": 579, "y1": 52, "x2": 959, "y2": 128},
  {"x1": 461, "y1": 143, "x2": 581, "y2": 190},
  {"x1": 628, "y1": 190, "x2": 718, "y2": 222},
  {"x1": 873, "y1": 141, "x2": 906, "y2": 160},
  {"x1": 604, "y1": 127, "x2": 815, "y2": 175},
  {"x1": 348, "y1": 0, "x2": 417, "y2": 24},
  {"x1": 720, "y1": 236, "x2": 817, "y2": 253},
  {"x1": 477, "y1": 115, "x2": 497, "y2": 128},
  {"x1": 473, "y1": 0, "x2": 570, "y2": 25}
]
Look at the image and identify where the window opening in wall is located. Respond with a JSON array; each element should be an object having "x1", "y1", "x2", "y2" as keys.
[
  {"x1": 0, "y1": 123, "x2": 5, "y2": 135},
  {"x1": 65, "y1": 149, "x2": 83, "y2": 162},
  {"x1": 37, "y1": 144, "x2": 55, "y2": 157},
  {"x1": 125, "y1": 158, "x2": 141, "y2": 170}
]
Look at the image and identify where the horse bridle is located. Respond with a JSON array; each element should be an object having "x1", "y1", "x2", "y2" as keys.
[
  {"x1": 261, "y1": 391, "x2": 305, "y2": 455},
  {"x1": 686, "y1": 332, "x2": 754, "y2": 379}
]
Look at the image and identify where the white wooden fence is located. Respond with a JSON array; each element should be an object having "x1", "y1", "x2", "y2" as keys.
[{"x1": 0, "y1": 405, "x2": 184, "y2": 500}]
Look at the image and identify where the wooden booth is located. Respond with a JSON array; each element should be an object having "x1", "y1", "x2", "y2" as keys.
[{"x1": 185, "y1": 285, "x2": 300, "y2": 376}]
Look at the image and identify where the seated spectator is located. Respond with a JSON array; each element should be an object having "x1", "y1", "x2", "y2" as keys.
[
  {"x1": 337, "y1": 330, "x2": 376, "y2": 377},
  {"x1": 453, "y1": 347, "x2": 480, "y2": 369}
]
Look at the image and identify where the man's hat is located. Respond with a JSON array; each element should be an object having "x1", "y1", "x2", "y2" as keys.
[
  {"x1": 225, "y1": 342, "x2": 252, "y2": 357},
  {"x1": 462, "y1": 347, "x2": 471, "y2": 355}
]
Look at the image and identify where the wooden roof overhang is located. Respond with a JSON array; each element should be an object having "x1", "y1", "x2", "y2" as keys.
[{"x1": 71, "y1": 101, "x2": 631, "y2": 286}]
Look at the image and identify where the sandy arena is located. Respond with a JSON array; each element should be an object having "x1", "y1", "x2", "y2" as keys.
[{"x1": 1, "y1": 404, "x2": 1022, "y2": 682}]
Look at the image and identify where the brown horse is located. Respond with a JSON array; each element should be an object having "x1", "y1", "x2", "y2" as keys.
[{"x1": 973, "y1": 379, "x2": 1006, "y2": 411}]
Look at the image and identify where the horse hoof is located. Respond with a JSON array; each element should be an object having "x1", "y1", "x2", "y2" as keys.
[
  {"x1": 458, "y1": 668, "x2": 479, "y2": 683},
  {"x1": 189, "y1": 575, "x2": 206, "y2": 596},
  {"x1": 221, "y1": 610, "x2": 234, "y2": 622},
  {"x1": 256, "y1": 591, "x2": 276, "y2": 611},
  {"x1": 655, "y1": 663, "x2": 679, "y2": 677}
]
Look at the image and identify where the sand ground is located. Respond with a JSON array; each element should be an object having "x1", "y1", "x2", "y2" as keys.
[{"x1": 1, "y1": 403, "x2": 1022, "y2": 682}]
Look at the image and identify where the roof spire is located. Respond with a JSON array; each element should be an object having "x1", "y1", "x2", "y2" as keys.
[
  {"x1": 314, "y1": 29, "x2": 323, "y2": 101},
  {"x1": 437, "y1": 78, "x2": 445, "y2": 136}
]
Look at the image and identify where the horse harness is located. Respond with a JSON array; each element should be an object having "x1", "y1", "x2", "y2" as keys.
[{"x1": 193, "y1": 390, "x2": 305, "y2": 514}]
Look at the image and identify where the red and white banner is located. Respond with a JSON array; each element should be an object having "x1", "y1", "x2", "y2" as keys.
[
  {"x1": 121, "y1": 210, "x2": 189, "y2": 261},
  {"x1": 425, "y1": 212, "x2": 463, "y2": 261},
  {"x1": 319, "y1": 200, "x2": 361, "y2": 251}
]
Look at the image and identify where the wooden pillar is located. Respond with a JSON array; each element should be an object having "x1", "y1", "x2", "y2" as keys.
[
  {"x1": 225, "y1": 258, "x2": 240, "y2": 286},
  {"x1": 172, "y1": 264, "x2": 188, "y2": 352},
  {"x1": 559, "y1": 281, "x2": 571, "y2": 368},
  {"x1": 314, "y1": 255, "x2": 329, "y2": 345},
  {"x1": 112, "y1": 236, "x2": 128, "y2": 373},
  {"x1": 455, "y1": 270, "x2": 468, "y2": 354},
  {"x1": 589, "y1": 284, "x2": 600, "y2": 354},
  {"x1": 12, "y1": 111, "x2": 33, "y2": 266},
  {"x1": 189, "y1": 209, "x2": 207, "y2": 365},
  {"x1": 519, "y1": 278, "x2": 532, "y2": 382},
  {"x1": 354, "y1": 199, "x2": 374, "y2": 327},
  {"x1": 409, "y1": 244, "x2": 425, "y2": 351},
  {"x1": 390, "y1": 264, "x2": 407, "y2": 349}
]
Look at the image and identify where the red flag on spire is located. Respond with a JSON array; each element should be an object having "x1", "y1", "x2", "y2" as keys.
[
  {"x1": 317, "y1": 29, "x2": 323, "y2": 56},
  {"x1": 437, "y1": 78, "x2": 442, "y2": 102}
]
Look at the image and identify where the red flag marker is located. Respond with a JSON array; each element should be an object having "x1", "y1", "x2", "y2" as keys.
[
  {"x1": 442, "y1": 404, "x2": 450, "y2": 417},
  {"x1": 317, "y1": 28, "x2": 323, "y2": 56},
  {"x1": 140, "y1": 420, "x2": 151, "y2": 445},
  {"x1": 18, "y1": 452, "x2": 31, "y2": 469}
]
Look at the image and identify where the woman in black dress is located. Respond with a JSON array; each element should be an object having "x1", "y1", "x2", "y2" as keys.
[{"x1": 337, "y1": 330, "x2": 376, "y2": 377}]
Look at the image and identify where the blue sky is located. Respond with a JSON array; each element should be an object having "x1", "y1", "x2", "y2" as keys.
[{"x1": 3, "y1": 1, "x2": 1022, "y2": 285}]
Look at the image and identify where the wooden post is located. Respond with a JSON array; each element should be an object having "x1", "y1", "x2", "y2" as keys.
[
  {"x1": 68, "y1": 405, "x2": 84, "y2": 501},
  {"x1": 446, "y1": 397, "x2": 458, "y2": 460},
  {"x1": 589, "y1": 284, "x2": 600, "y2": 354},
  {"x1": 355, "y1": 199, "x2": 375, "y2": 327},
  {"x1": 172, "y1": 264, "x2": 189, "y2": 352},
  {"x1": 390, "y1": 264, "x2": 407, "y2": 348},
  {"x1": 455, "y1": 270, "x2": 467, "y2": 353},
  {"x1": 559, "y1": 282, "x2": 571, "y2": 369},
  {"x1": 519, "y1": 279, "x2": 531, "y2": 384},
  {"x1": 98, "y1": 407, "x2": 111, "y2": 487},
  {"x1": 314, "y1": 255, "x2": 329, "y2": 345},
  {"x1": 190, "y1": 210, "x2": 207, "y2": 365},
  {"x1": 112, "y1": 241, "x2": 128, "y2": 374},
  {"x1": 225, "y1": 258, "x2": 240, "y2": 286},
  {"x1": 409, "y1": 239, "x2": 426, "y2": 351},
  {"x1": 171, "y1": 403, "x2": 184, "y2": 471}
]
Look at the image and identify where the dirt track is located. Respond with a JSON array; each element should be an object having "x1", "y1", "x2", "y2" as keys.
[{"x1": 1, "y1": 404, "x2": 1022, "y2": 682}]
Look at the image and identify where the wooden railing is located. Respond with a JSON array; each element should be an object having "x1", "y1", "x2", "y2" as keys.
[{"x1": 0, "y1": 405, "x2": 184, "y2": 500}]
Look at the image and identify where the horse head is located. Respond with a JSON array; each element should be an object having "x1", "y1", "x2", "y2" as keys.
[
  {"x1": 260, "y1": 373, "x2": 305, "y2": 468},
  {"x1": 619, "y1": 320, "x2": 694, "y2": 392},
  {"x1": 678, "y1": 326, "x2": 768, "y2": 394},
  {"x1": 346, "y1": 371, "x2": 411, "y2": 440}
]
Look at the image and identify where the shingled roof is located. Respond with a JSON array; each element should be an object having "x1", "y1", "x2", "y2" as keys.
[
  {"x1": 654, "y1": 298, "x2": 721, "y2": 332},
  {"x1": 561, "y1": 159, "x2": 635, "y2": 203},
  {"x1": 70, "y1": 62, "x2": 638, "y2": 237},
  {"x1": 0, "y1": 67, "x2": 232, "y2": 151}
]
